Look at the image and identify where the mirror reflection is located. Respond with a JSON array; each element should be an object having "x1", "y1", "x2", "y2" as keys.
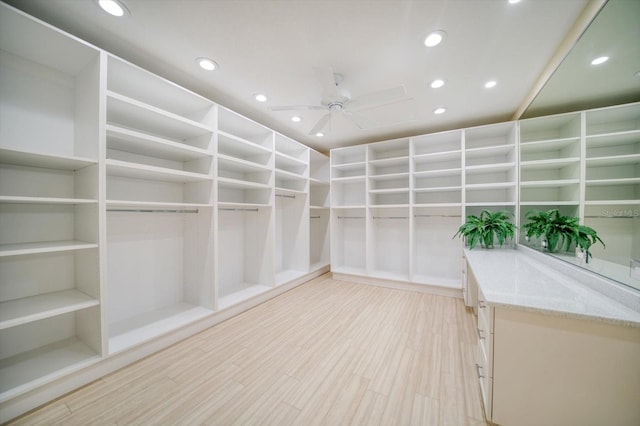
[{"x1": 520, "y1": 0, "x2": 640, "y2": 291}]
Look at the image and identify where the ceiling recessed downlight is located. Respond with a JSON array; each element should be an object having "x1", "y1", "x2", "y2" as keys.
[
  {"x1": 291, "y1": 116, "x2": 302, "y2": 123},
  {"x1": 254, "y1": 93, "x2": 268, "y2": 102},
  {"x1": 430, "y1": 79, "x2": 445, "y2": 89},
  {"x1": 424, "y1": 30, "x2": 446, "y2": 47},
  {"x1": 485, "y1": 80, "x2": 497, "y2": 89},
  {"x1": 97, "y1": 0, "x2": 128, "y2": 17},
  {"x1": 508, "y1": 0, "x2": 521, "y2": 4},
  {"x1": 315, "y1": 132, "x2": 325, "y2": 137},
  {"x1": 433, "y1": 107, "x2": 447, "y2": 115},
  {"x1": 196, "y1": 57, "x2": 218, "y2": 71},
  {"x1": 591, "y1": 56, "x2": 609, "y2": 65}
]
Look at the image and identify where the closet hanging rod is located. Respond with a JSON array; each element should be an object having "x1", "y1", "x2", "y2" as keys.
[
  {"x1": 276, "y1": 194, "x2": 296, "y2": 199},
  {"x1": 310, "y1": 216, "x2": 321, "y2": 219},
  {"x1": 584, "y1": 215, "x2": 637, "y2": 219},
  {"x1": 372, "y1": 216, "x2": 409, "y2": 219},
  {"x1": 337, "y1": 216, "x2": 365, "y2": 219},
  {"x1": 219, "y1": 208, "x2": 259, "y2": 212},
  {"x1": 107, "y1": 208, "x2": 199, "y2": 214},
  {"x1": 414, "y1": 214, "x2": 462, "y2": 218}
]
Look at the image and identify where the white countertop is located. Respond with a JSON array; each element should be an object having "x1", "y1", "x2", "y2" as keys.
[{"x1": 464, "y1": 248, "x2": 640, "y2": 327}]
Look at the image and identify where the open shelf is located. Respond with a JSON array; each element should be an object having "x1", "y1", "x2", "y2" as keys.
[
  {"x1": 107, "y1": 91, "x2": 213, "y2": 140},
  {"x1": 0, "y1": 290, "x2": 98, "y2": 330},
  {"x1": 0, "y1": 196, "x2": 96, "y2": 205},
  {"x1": 106, "y1": 159, "x2": 211, "y2": 183},
  {"x1": 108, "y1": 303, "x2": 213, "y2": 354},
  {"x1": 218, "y1": 285, "x2": 272, "y2": 311},
  {"x1": 0, "y1": 149, "x2": 96, "y2": 171},
  {"x1": 107, "y1": 200, "x2": 211, "y2": 210},
  {"x1": 0, "y1": 336, "x2": 99, "y2": 398},
  {"x1": 106, "y1": 125, "x2": 212, "y2": 161},
  {"x1": 107, "y1": 55, "x2": 213, "y2": 121},
  {"x1": 0, "y1": 240, "x2": 97, "y2": 257}
]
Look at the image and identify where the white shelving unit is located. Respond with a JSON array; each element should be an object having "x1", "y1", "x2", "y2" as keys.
[
  {"x1": 274, "y1": 134, "x2": 309, "y2": 285},
  {"x1": 0, "y1": 6, "x2": 103, "y2": 400},
  {"x1": 583, "y1": 103, "x2": 640, "y2": 265},
  {"x1": 217, "y1": 206, "x2": 273, "y2": 309},
  {"x1": 0, "y1": 6, "x2": 330, "y2": 420},
  {"x1": 105, "y1": 56, "x2": 216, "y2": 354},
  {"x1": 309, "y1": 150, "x2": 330, "y2": 272},
  {"x1": 465, "y1": 123, "x2": 517, "y2": 210}
]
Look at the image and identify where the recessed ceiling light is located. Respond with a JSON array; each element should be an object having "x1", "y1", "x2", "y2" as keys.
[
  {"x1": 591, "y1": 56, "x2": 609, "y2": 65},
  {"x1": 254, "y1": 93, "x2": 268, "y2": 102},
  {"x1": 433, "y1": 107, "x2": 447, "y2": 115},
  {"x1": 315, "y1": 132, "x2": 325, "y2": 137},
  {"x1": 97, "y1": 0, "x2": 128, "y2": 17},
  {"x1": 485, "y1": 80, "x2": 497, "y2": 89},
  {"x1": 508, "y1": 0, "x2": 521, "y2": 4},
  {"x1": 196, "y1": 57, "x2": 218, "y2": 71},
  {"x1": 424, "y1": 30, "x2": 446, "y2": 47},
  {"x1": 291, "y1": 116, "x2": 302, "y2": 123},
  {"x1": 429, "y1": 79, "x2": 445, "y2": 89}
]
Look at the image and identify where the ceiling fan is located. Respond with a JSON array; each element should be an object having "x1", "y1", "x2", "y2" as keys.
[{"x1": 270, "y1": 66, "x2": 411, "y2": 136}]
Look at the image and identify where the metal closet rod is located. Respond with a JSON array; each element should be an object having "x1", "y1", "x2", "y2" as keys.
[
  {"x1": 372, "y1": 216, "x2": 409, "y2": 219},
  {"x1": 219, "y1": 208, "x2": 259, "y2": 212},
  {"x1": 107, "y1": 208, "x2": 199, "y2": 214},
  {"x1": 414, "y1": 214, "x2": 462, "y2": 218},
  {"x1": 276, "y1": 194, "x2": 296, "y2": 199},
  {"x1": 310, "y1": 216, "x2": 321, "y2": 219},
  {"x1": 338, "y1": 216, "x2": 365, "y2": 219},
  {"x1": 584, "y1": 215, "x2": 637, "y2": 219}
]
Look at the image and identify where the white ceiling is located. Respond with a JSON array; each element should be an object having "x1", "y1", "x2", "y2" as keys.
[{"x1": 3, "y1": 0, "x2": 611, "y2": 152}]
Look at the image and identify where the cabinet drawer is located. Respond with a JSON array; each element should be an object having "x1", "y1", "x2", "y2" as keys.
[{"x1": 477, "y1": 331, "x2": 493, "y2": 377}]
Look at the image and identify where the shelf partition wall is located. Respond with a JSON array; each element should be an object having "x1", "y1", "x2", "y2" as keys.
[
  {"x1": 331, "y1": 102, "x2": 640, "y2": 293},
  {"x1": 0, "y1": 4, "x2": 329, "y2": 421}
]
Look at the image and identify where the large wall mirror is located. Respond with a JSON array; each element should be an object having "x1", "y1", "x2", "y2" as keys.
[{"x1": 520, "y1": 0, "x2": 640, "y2": 291}]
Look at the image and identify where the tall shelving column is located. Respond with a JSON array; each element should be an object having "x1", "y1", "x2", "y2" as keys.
[
  {"x1": 367, "y1": 139, "x2": 411, "y2": 281},
  {"x1": 330, "y1": 145, "x2": 367, "y2": 275},
  {"x1": 0, "y1": 5, "x2": 103, "y2": 399},
  {"x1": 104, "y1": 55, "x2": 216, "y2": 353},
  {"x1": 583, "y1": 102, "x2": 640, "y2": 264},
  {"x1": 518, "y1": 112, "x2": 582, "y2": 243},
  {"x1": 309, "y1": 149, "x2": 330, "y2": 272},
  {"x1": 411, "y1": 130, "x2": 464, "y2": 288},
  {"x1": 464, "y1": 122, "x2": 518, "y2": 231},
  {"x1": 216, "y1": 107, "x2": 274, "y2": 309},
  {"x1": 274, "y1": 134, "x2": 309, "y2": 285}
]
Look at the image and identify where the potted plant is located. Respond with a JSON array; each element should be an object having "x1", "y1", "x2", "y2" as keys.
[
  {"x1": 522, "y1": 209, "x2": 605, "y2": 262},
  {"x1": 453, "y1": 209, "x2": 516, "y2": 249}
]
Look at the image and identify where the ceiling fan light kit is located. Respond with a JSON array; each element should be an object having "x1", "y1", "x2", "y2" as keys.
[{"x1": 271, "y1": 66, "x2": 411, "y2": 137}]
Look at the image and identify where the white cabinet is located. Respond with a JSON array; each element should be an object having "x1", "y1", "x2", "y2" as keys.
[
  {"x1": 309, "y1": 150, "x2": 330, "y2": 272},
  {"x1": 0, "y1": 4, "x2": 329, "y2": 420},
  {"x1": 464, "y1": 122, "x2": 517, "y2": 208},
  {"x1": 274, "y1": 134, "x2": 309, "y2": 285},
  {"x1": 519, "y1": 112, "x2": 582, "y2": 208},
  {"x1": 0, "y1": 5, "x2": 103, "y2": 399},
  {"x1": 104, "y1": 56, "x2": 216, "y2": 354},
  {"x1": 585, "y1": 103, "x2": 640, "y2": 205}
]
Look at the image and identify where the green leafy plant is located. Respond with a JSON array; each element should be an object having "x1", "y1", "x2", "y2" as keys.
[
  {"x1": 522, "y1": 209, "x2": 605, "y2": 261},
  {"x1": 453, "y1": 209, "x2": 516, "y2": 250}
]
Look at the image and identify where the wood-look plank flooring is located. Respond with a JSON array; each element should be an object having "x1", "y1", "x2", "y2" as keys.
[{"x1": 10, "y1": 274, "x2": 486, "y2": 425}]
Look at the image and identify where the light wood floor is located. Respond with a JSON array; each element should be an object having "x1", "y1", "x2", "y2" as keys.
[{"x1": 11, "y1": 274, "x2": 486, "y2": 425}]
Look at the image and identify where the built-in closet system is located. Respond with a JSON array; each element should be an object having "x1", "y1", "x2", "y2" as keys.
[
  {"x1": 331, "y1": 102, "x2": 640, "y2": 293},
  {"x1": 0, "y1": 4, "x2": 329, "y2": 422}
]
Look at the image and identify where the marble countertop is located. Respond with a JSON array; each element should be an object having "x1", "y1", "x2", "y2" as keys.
[{"x1": 464, "y1": 248, "x2": 640, "y2": 327}]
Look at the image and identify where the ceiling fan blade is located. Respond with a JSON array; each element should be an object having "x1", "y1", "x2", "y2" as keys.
[
  {"x1": 346, "y1": 85, "x2": 407, "y2": 110},
  {"x1": 342, "y1": 110, "x2": 374, "y2": 130},
  {"x1": 313, "y1": 66, "x2": 339, "y2": 103},
  {"x1": 309, "y1": 113, "x2": 331, "y2": 135},
  {"x1": 270, "y1": 105, "x2": 326, "y2": 112}
]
